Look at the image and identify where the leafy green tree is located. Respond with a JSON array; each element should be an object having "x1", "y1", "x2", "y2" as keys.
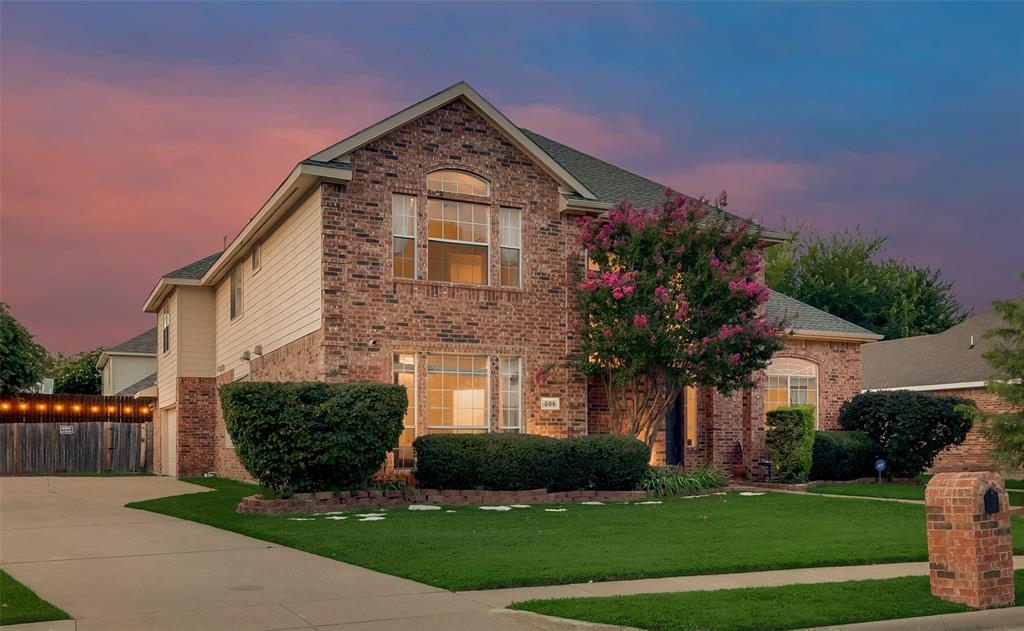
[
  {"x1": 49, "y1": 349, "x2": 103, "y2": 394},
  {"x1": 767, "y1": 228, "x2": 967, "y2": 339},
  {"x1": 573, "y1": 192, "x2": 784, "y2": 450},
  {"x1": 0, "y1": 303, "x2": 49, "y2": 395},
  {"x1": 973, "y1": 284, "x2": 1024, "y2": 470}
]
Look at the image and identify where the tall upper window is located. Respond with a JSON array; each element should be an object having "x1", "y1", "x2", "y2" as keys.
[
  {"x1": 766, "y1": 357, "x2": 818, "y2": 426},
  {"x1": 426, "y1": 170, "x2": 490, "y2": 197},
  {"x1": 426, "y1": 354, "x2": 488, "y2": 433},
  {"x1": 161, "y1": 307, "x2": 170, "y2": 353},
  {"x1": 427, "y1": 199, "x2": 488, "y2": 284},
  {"x1": 500, "y1": 207, "x2": 522, "y2": 288},
  {"x1": 500, "y1": 357, "x2": 522, "y2": 432},
  {"x1": 392, "y1": 194, "x2": 417, "y2": 279},
  {"x1": 230, "y1": 264, "x2": 243, "y2": 320}
]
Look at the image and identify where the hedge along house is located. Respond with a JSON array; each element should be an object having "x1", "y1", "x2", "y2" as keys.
[
  {"x1": 862, "y1": 307, "x2": 1022, "y2": 472},
  {"x1": 142, "y1": 82, "x2": 879, "y2": 480}
]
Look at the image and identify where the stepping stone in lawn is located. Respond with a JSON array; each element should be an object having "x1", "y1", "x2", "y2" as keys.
[
  {"x1": 408, "y1": 504, "x2": 442, "y2": 511},
  {"x1": 480, "y1": 505, "x2": 513, "y2": 511},
  {"x1": 738, "y1": 491, "x2": 766, "y2": 496},
  {"x1": 544, "y1": 508, "x2": 567, "y2": 512},
  {"x1": 636, "y1": 500, "x2": 662, "y2": 505},
  {"x1": 287, "y1": 517, "x2": 314, "y2": 521},
  {"x1": 358, "y1": 515, "x2": 386, "y2": 522},
  {"x1": 580, "y1": 501, "x2": 605, "y2": 505},
  {"x1": 510, "y1": 504, "x2": 531, "y2": 508}
]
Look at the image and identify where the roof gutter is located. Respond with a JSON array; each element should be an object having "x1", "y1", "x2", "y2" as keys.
[
  {"x1": 788, "y1": 329, "x2": 884, "y2": 342},
  {"x1": 143, "y1": 278, "x2": 201, "y2": 313},
  {"x1": 863, "y1": 378, "x2": 1020, "y2": 393},
  {"x1": 200, "y1": 161, "x2": 352, "y2": 286}
]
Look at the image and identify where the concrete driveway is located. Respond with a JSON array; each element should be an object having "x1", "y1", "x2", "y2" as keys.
[{"x1": 0, "y1": 476, "x2": 615, "y2": 631}]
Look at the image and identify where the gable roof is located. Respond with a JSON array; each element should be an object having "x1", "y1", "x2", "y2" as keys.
[
  {"x1": 163, "y1": 252, "x2": 221, "y2": 280},
  {"x1": 108, "y1": 327, "x2": 157, "y2": 355},
  {"x1": 308, "y1": 82, "x2": 597, "y2": 201},
  {"x1": 767, "y1": 291, "x2": 882, "y2": 341},
  {"x1": 116, "y1": 372, "x2": 157, "y2": 397},
  {"x1": 862, "y1": 309, "x2": 1008, "y2": 390}
]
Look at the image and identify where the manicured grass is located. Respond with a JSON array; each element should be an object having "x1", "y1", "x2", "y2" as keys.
[
  {"x1": 0, "y1": 570, "x2": 70, "y2": 627},
  {"x1": 810, "y1": 482, "x2": 1024, "y2": 502},
  {"x1": 810, "y1": 482, "x2": 926, "y2": 500},
  {"x1": 129, "y1": 478, "x2": 1024, "y2": 591},
  {"x1": 512, "y1": 572, "x2": 1024, "y2": 631}
]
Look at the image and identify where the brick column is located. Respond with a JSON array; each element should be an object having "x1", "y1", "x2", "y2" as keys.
[{"x1": 925, "y1": 472, "x2": 1015, "y2": 609}]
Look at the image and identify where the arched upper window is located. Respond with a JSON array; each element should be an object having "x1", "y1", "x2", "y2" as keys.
[
  {"x1": 426, "y1": 170, "x2": 490, "y2": 197},
  {"x1": 766, "y1": 357, "x2": 818, "y2": 426}
]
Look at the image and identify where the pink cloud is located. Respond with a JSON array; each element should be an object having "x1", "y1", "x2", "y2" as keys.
[
  {"x1": 652, "y1": 159, "x2": 820, "y2": 216},
  {"x1": 504, "y1": 103, "x2": 662, "y2": 159},
  {"x1": 0, "y1": 48, "x2": 402, "y2": 353}
]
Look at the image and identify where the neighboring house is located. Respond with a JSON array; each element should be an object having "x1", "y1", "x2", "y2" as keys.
[
  {"x1": 142, "y1": 82, "x2": 878, "y2": 480},
  {"x1": 96, "y1": 328, "x2": 157, "y2": 396},
  {"x1": 863, "y1": 307, "x2": 1020, "y2": 471}
]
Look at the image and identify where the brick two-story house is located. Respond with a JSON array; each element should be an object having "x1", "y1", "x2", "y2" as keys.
[{"x1": 143, "y1": 82, "x2": 880, "y2": 480}]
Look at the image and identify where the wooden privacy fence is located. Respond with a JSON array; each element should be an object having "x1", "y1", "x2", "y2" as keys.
[{"x1": 0, "y1": 394, "x2": 154, "y2": 475}]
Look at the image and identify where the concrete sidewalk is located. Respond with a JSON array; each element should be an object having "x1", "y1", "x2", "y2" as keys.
[
  {"x1": 0, "y1": 476, "x2": 617, "y2": 631},
  {"x1": 461, "y1": 557, "x2": 1024, "y2": 608}
]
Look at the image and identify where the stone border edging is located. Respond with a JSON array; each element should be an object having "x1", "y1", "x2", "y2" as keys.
[{"x1": 237, "y1": 488, "x2": 651, "y2": 515}]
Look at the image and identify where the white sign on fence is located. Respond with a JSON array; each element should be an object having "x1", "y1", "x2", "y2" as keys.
[
  {"x1": 59, "y1": 425, "x2": 74, "y2": 435},
  {"x1": 540, "y1": 397, "x2": 560, "y2": 411}
]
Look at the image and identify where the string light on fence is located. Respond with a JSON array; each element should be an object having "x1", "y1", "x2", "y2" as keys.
[
  {"x1": 107, "y1": 406, "x2": 116, "y2": 413},
  {"x1": 19, "y1": 403, "x2": 29, "y2": 411},
  {"x1": 0, "y1": 403, "x2": 10, "y2": 411},
  {"x1": 72, "y1": 405, "x2": 81, "y2": 412},
  {"x1": 55, "y1": 404, "x2": 64, "y2": 412},
  {"x1": 91, "y1": 406, "x2": 100, "y2": 413},
  {"x1": 37, "y1": 403, "x2": 46, "y2": 411}
]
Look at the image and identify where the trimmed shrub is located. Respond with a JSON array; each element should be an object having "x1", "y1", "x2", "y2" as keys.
[
  {"x1": 765, "y1": 405, "x2": 816, "y2": 483},
  {"x1": 220, "y1": 381, "x2": 406, "y2": 495},
  {"x1": 838, "y1": 391, "x2": 974, "y2": 476},
  {"x1": 412, "y1": 433, "x2": 649, "y2": 491},
  {"x1": 639, "y1": 466, "x2": 729, "y2": 496},
  {"x1": 551, "y1": 434, "x2": 651, "y2": 491},
  {"x1": 810, "y1": 431, "x2": 877, "y2": 481}
]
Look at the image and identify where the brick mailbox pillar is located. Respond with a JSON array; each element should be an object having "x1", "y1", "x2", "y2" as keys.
[{"x1": 925, "y1": 471, "x2": 1015, "y2": 609}]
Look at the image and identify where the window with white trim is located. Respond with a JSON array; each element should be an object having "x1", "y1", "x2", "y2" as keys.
[
  {"x1": 766, "y1": 357, "x2": 818, "y2": 426},
  {"x1": 426, "y1": 170, "x2": 490, "y2": 197},
  {"x1": 251, "y1": 242, "x2": 262, "y2": 273},
  {"x1": 426, "y1": 354, "x2": 488, "y2": 433},
  {"x1": 392, "y1": 194, "x2": 417, "y2": 279},
  {"x1": 230, "y1": 264, "x2": 243, "y2": 320},
  {"x1": 392, "y1": 353, "x2": 416, "y2": 469},
  {"x1": 500, "y1": 207, "x2": 522, "y2": 288},
  {"x1": 161, "y1": 307, "x2": 170, "y2": 353},
  {"x1": 427, "y1": 198, "x2": 488, "y2": 284},
  {"x1": 500, "y1": 357, "x2": 522, "y2": 432}
]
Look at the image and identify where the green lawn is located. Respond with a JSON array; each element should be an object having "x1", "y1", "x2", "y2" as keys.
[
  {"x1": 512, "y1": 572, "x2": 1024, "y2": 631},
  {"x1": 128, "y1": 478, "x2": 1024, "y2": 591},
  {"x1": 810, "y1": 483, "x2": 927, "y2": 500},
  {"x1": 810, "y1": 482, "x2": 1024, "y2": 502},
  {"x1": 0, "y1": 570, "x2": 70, "y2": 627}
]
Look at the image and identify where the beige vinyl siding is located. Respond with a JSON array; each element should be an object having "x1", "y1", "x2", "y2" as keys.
[
  {"x1": 176, "y1": 286, "x2": 216, "y2": 377},
  {"x1": 107, "y1": 355, "x2": 157, "y2": 394},
  {"x1": 157, "y1": 291, "x2": 178, "y2": 408},
  {"x1": 215, "y1": 188, "x2": 322, "y2": 377},
  {"x1": 101, "y1": 363, "x2": 115, "y2": 396}
]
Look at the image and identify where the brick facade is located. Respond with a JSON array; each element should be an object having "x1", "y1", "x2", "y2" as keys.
[
  {"x1": 318, "y1": 98, "x2": 588, "y2": 441},
  {"x1": 930, "y1": 386, "x2": 1021, "y2": 472},
  {"x1": 175, "y1": 376, "x2": 216, "y2": 476},
  {"x1": 775, "y1": 337, "x2": 862, "y2": 430}
]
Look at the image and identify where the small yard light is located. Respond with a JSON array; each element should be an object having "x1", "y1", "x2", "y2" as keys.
[
  {"x1": 0, "y1": 403, "x2": 10, "y2": 411},
  {"x1": 107, "y1": 406, "x2": 116, "y2": 413},
  {"x1": 125, "y1": 407, "x2": 133, "y2": 414},
  {"x1": 91, "y1": 406, "x2": 100, "y2": 413},
  {"x1": 19, "y1": 403, "x2": 29, "y2": 410},
  {"x1": 37, "y1": 403, "x2": 46, "y2": 411},
  {"x1": 72, "y1": 404, "x2": 81, "y2": 412},
  {"x1": 55, "y1": 404, "x2": 64, "y2": 412}
]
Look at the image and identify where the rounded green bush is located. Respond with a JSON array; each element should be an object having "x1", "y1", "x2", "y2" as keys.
[
  {"x1": 765, "y1": 405, "x2": 816, "y2": 483},
  {"x1": 810, "y1": 431, "x2": 877, "y2": 481},
  {"x1": 219, "y1": 381, "x2": 406, "y2": 495}
]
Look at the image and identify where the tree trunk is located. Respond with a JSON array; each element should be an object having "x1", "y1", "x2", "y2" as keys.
[{"x1": 605, "y1": 370, "x2": 682, "y2": 453}]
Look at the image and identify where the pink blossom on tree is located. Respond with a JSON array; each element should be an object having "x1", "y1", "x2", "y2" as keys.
[{"x1": 571, "y1": 190, "x2": 785, "y2": 450}]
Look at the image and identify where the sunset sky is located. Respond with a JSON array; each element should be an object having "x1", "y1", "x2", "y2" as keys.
[{"x1": 2, "y1": 2, "x2": 1021, "y2": 355}]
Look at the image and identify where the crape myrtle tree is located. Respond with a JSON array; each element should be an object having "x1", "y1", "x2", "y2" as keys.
[{"x1": 571, "y1": 191, "x2": 785, "y2": 451}]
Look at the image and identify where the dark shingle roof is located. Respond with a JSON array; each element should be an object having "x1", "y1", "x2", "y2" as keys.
[
  {"x1": 163, "y1": 252, "x2": 222, "y2": 280},
  {"x1": 766, "y1": 291, "x2": 881, "y2": 339},
  {"x1": 521, "y1": 128, "x2": 685, "y2": 211},
  {"x1": 108, "y1": 328, "x2": 157, "y2": 355},
  {"x1": 116, "y1": 372, "x2": 156, "y2": 397},
  {"x1": 862, "y1": 309, "x2": 1007, "y2": 390}
]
